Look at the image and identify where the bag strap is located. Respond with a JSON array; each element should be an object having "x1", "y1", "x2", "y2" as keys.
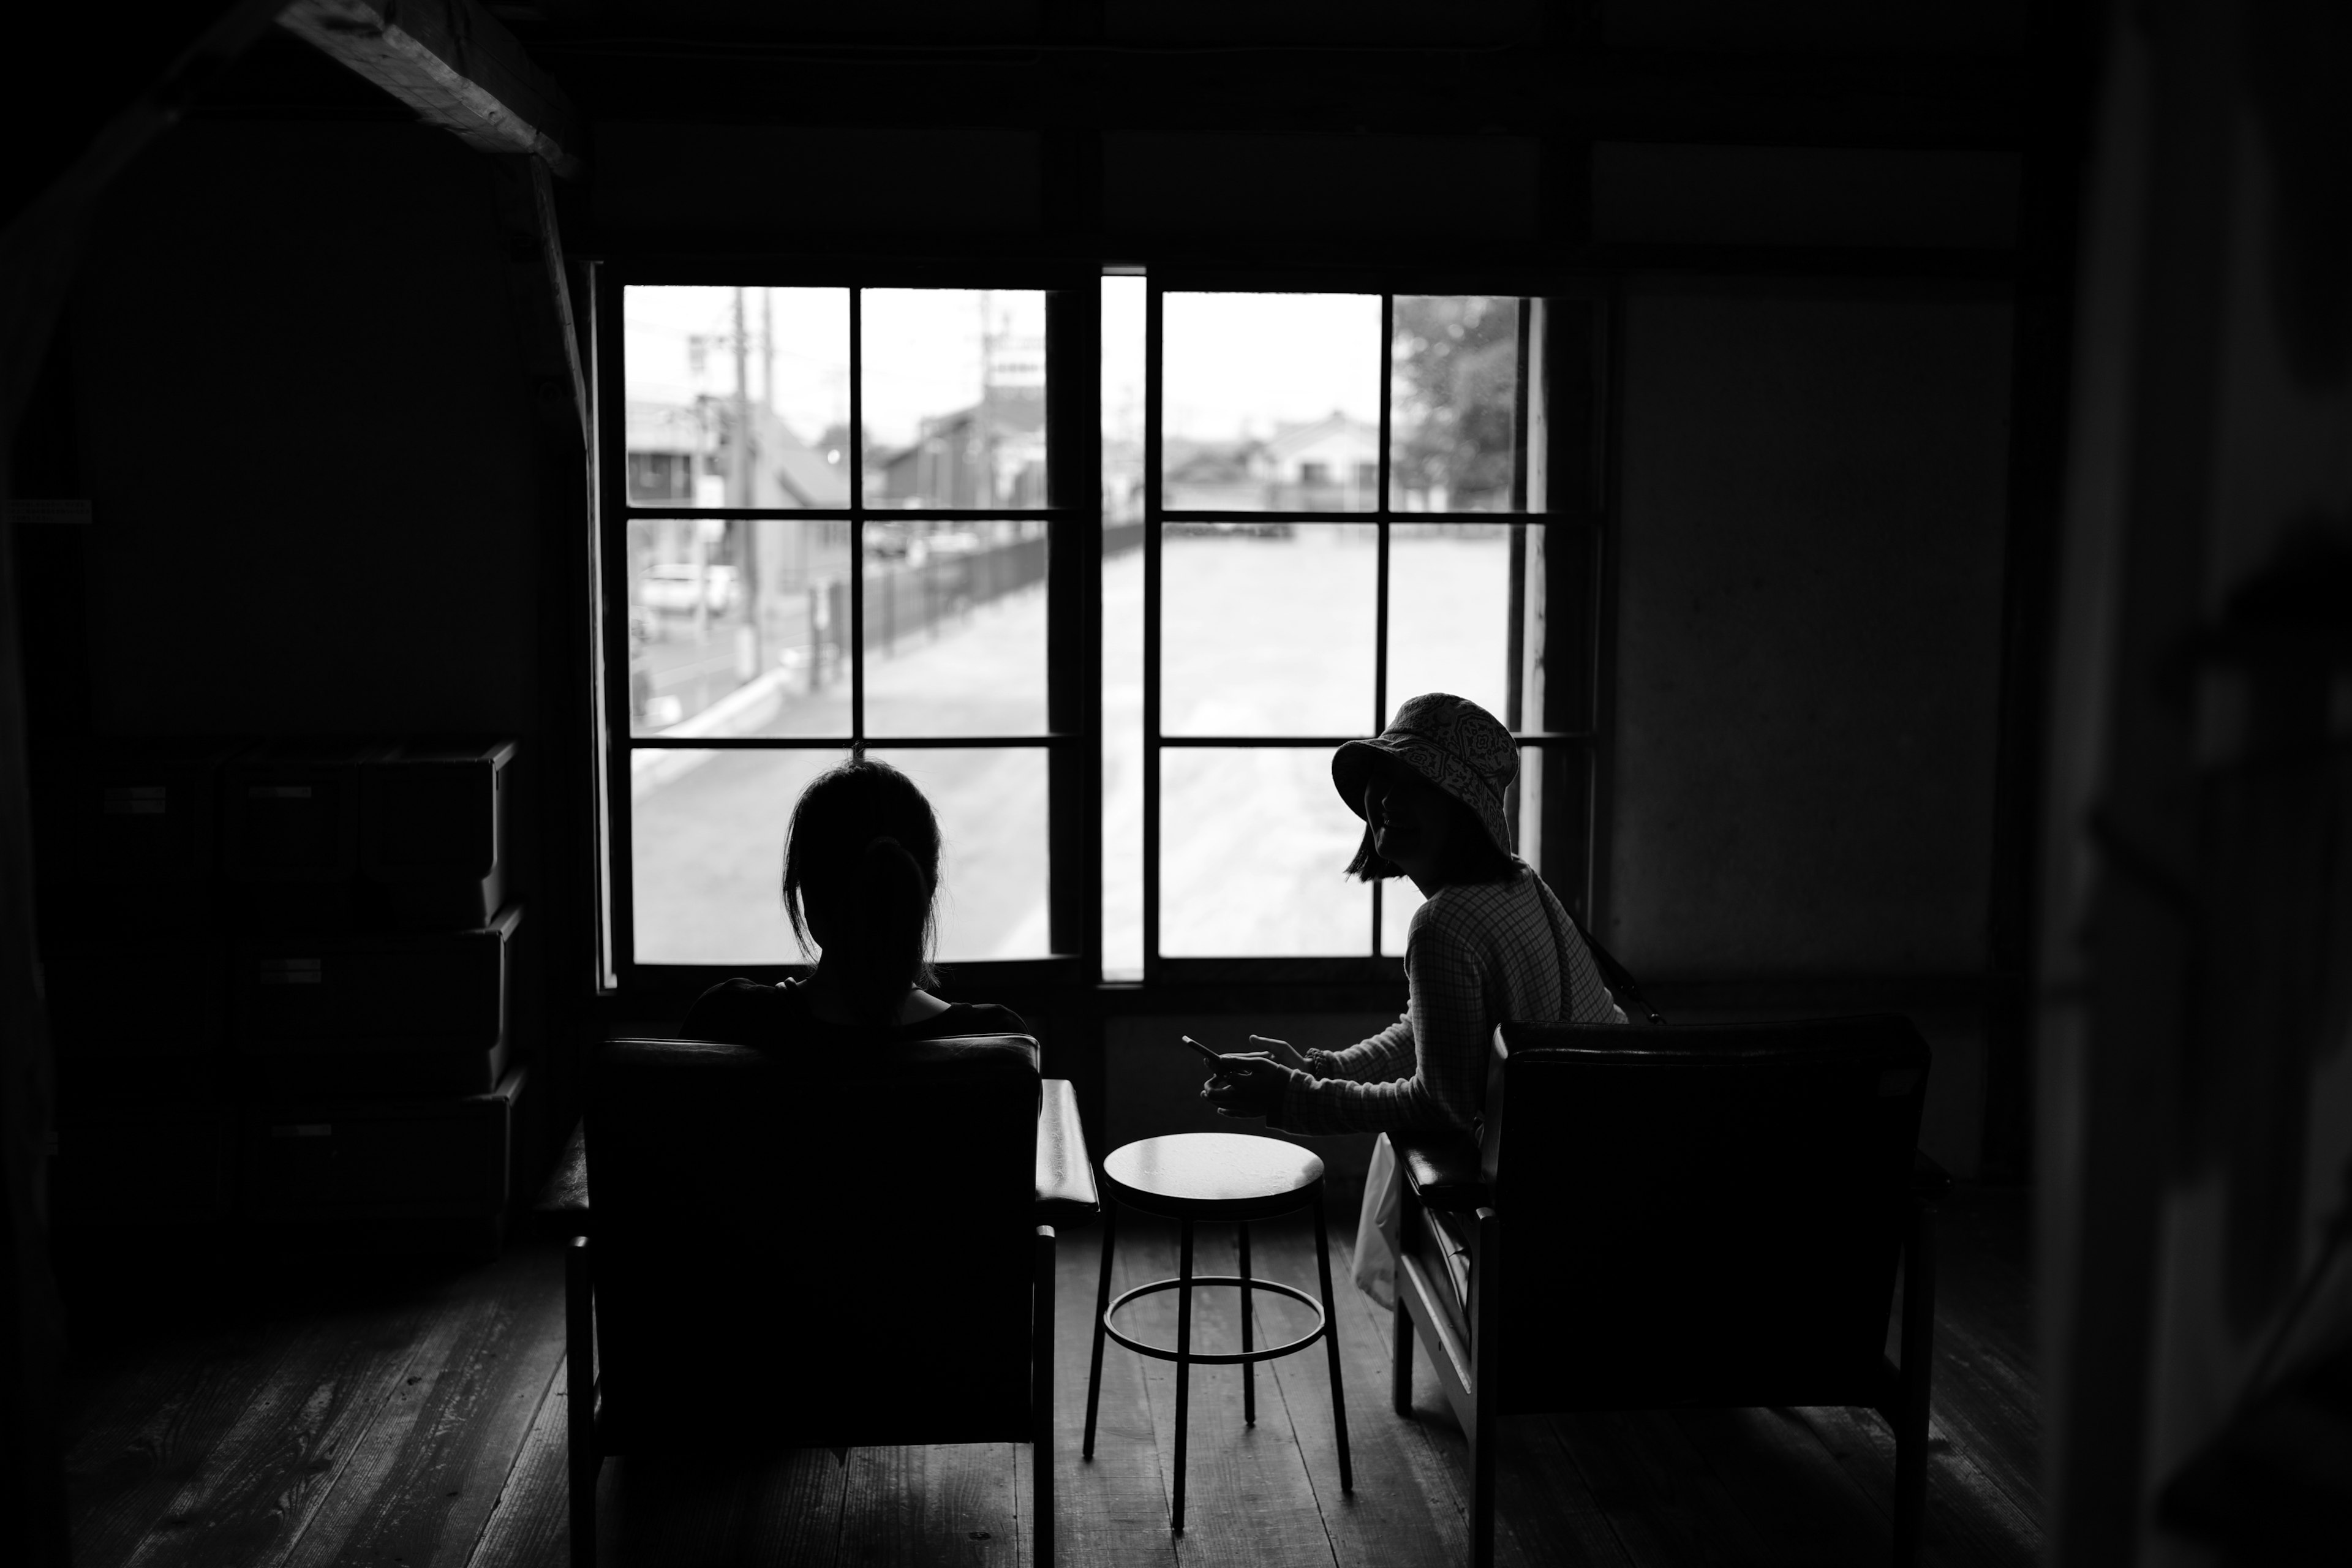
[
  {"x1": 1520, "y1": 859, "x2": 1664, "y2": 1025},
  {"x1": 1562, "y1": 907, "x2": 1665, "y2": 1027}
]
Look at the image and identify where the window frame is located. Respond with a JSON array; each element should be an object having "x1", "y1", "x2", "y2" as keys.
[
  {"x1": 592, "y1": 261, "x2": 1102, "y2": 1011},
  {"x1": 588, "y1": 260, "x2": 1611, "y2": 1010}
]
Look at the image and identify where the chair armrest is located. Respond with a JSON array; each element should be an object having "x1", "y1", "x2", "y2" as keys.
[
  {"x1": 1036, "y1": 1079, "x2": 1099, "y2": 1225},
  {"x1": 1392, "y1": 1130, "x2": 1488, "y2": 1213},
  {"x1": 537, "y1": 1118, "x2": 592, "y2": 1237},
  {"x1": 1913, "y1": 1149, "x2": 1954, "y2": 1205}
]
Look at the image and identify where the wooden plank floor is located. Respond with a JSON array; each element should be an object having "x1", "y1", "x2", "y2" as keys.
[{"x1": 62, "y1": 1186, "x2": 2039, "y2": 1568}]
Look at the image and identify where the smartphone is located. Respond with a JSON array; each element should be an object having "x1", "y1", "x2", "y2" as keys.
[{"x1": 1178, "y1": 1035, "x2": 1226, "y2": 1066}]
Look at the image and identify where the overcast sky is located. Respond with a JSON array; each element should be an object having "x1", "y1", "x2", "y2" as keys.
[{"x1": 625, "y1": 282, "x2": 1382, "y2": 452}]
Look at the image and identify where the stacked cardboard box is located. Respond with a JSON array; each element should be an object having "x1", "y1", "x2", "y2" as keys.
[
  {"x1": 39, "y1": 739, "x2": 243, "y2": 1232},
  {"x1": 38, "y1": 737, "x2": 525, "y2": 1256}
]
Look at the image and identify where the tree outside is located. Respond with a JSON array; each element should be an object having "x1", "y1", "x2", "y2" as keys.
[{"x1": 1390, "y1": 295, "x2": 1521, "y2": 513}]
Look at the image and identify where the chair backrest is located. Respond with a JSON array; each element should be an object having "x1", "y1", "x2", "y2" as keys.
[
  {"x1": 1482, "y1": 1014, "x2": 1929, "y2": 1413},
  {"x1": 587, "y1": 1033, "x2": 1041, "y2": 1450}
]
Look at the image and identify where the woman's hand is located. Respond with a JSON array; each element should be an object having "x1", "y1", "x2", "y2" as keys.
[
  {"x1": 1245, "y1": 1035, "x2": 1310, "y2": 1069},
  {"x1": 1202, "y1": 1054, "x2": 1296, "y2": 1119}
]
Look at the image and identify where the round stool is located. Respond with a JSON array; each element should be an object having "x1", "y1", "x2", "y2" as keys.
[{"x1": 1080, "y1": 1132, "x2": 1352, "y2": 1532}]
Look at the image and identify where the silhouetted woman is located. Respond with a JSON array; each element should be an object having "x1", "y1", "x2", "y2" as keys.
[
  {"x1": 1199, "y1": 693, "x2": 1626, "y2": 1303},
  {"x1": 681, "y1": 752, "x2": 1023, "y2": 1044}
]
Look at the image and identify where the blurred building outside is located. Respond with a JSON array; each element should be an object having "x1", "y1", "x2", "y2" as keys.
[
  {"x1": 871, "y1": 328, "x2": 1047, "y2": 511},
  {"x1": 625, "y1": 306, "x2": 1061, "y2": 804},
  {"x1": 1163, "y1": 411, "x2": 1379, "y2": 513}
]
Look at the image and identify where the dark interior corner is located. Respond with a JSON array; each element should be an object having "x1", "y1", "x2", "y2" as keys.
[{"x1": 7, "y1": 2, "x2": 2352, "y2": 1565}]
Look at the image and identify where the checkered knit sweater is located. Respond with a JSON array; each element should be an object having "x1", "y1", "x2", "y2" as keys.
[{"x1": 1271, "y1": 862, "x2": 1624, "y2": 1138}]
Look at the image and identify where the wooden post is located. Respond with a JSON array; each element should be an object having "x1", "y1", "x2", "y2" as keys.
[
  {"x1": 1468, "y1": 1205, "x2": 1501, "y2": 1568},
  {"x1": 0, "y1": 11, "x2": 286, "y2": 1564},
  {"x1": 1032, "y1": 1225, "x2": 1055, "y2": 1568},
  {"x1": 1893, "y1": 1196, "x2": 1937, "y2": 1567}
]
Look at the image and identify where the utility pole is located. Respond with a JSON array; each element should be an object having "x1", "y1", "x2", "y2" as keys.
[
  {"x1": 978, "y1": 290, "x2": 995, "y2": 510},
  {"x1": 690, "y1": 394, "x2": 710, "y2": 645},
  {"x1": 732, "y1": 286, "x2": 760, "y2": 674},
  {"x1": 731, "y1": 286, "x2": 751, "y2": 508}
]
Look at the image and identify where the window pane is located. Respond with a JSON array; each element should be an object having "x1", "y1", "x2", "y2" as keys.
[
  {"x1": 1385, "y1": 524, "x2": 1515, "y2": 726},
  {"x1": 631, "y1": 748, "x2": 836, "y2": 964},
  {"x1": 1379, "y1": 873, "x2": 1420, "y2": 960},
  {"x1": 1390, "y1": 296, "x2": 1521, "y2": 513},
  {"x1": 1161, "y1": 748, "x2": 1369, "y2": 957},
  {"x1": 626, "y1": 518, "x2": 851, "y2": 737},
  {"x1": 1104, "y1": 276, "x2": 1146, "y2": 527},
  {"x1": 864, "y1": 521, "x2": 1049, "y2": 736},
  {"x1": 867, "y1": 748, "x2": 1050, "y2": 962},
  {"x1": 1104, "y1": 529, "x2": 1145, "y2": 982},
  {"x1": 1161, "y1": 292, "x2": 1379, "y2": 513},
  {"x1": 622, "y1": 286, "x2": 851, "y2": 510},
  {"x1": 1515, "y1": 744, "x2": 1544, "y2": 881},
  {"x1": 632, "y1": 745, "x2": 1049, "y2": 965},
  {"x1": 862, "y1": 289, "x2": 1048, "y2": 510},
  {"x1": 1162, "y1": 522, "x2": 1377, "y2": 736}
]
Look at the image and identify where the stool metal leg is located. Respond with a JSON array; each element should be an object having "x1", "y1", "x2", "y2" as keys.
[
  {"x1": 1239, "y1": 1220, "x2": 1256, "y2": 1426},
  {"x1": 1083, "y1": 1200, "x2": 1119, "y2": 1459},
  {"x1": 1172, "y1": 1218, "x2": 1196, "y2": 1534},
  {"x1": 1312, "y1": 1194, "x2": 1354, "y2": 1492}
]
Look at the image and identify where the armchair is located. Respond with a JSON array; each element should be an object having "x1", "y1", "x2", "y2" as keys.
[
  {"x1": 1389, "y1": 1015, "x2": 1948, "y2": 1568},
  {"x1": 539, "y1": 1034, "x2": 1098, "y2": 1568}
]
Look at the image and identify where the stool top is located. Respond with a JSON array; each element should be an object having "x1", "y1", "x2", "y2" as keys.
[{"x1": 1103, "y1": 1133, "x2": 1324, "y2": 1210}]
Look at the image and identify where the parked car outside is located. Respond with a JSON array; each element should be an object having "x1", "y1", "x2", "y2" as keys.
[{"x1": 638, "y1": 562, "x2": 737, "y2": 614}]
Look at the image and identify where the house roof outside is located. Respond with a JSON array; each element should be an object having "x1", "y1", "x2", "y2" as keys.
[
  {"x1": 627, "y1": 398, "x2": 707, "y2": 456},
  {"x1": 1162, "y1": 437, "x2": 1260, "y2": 483},
  {"x1": 771, "y1": 434, "x2": 850, "y2": 508},
  {"x1": 1264, "y1": 411, "x2": 1377, "y2": 463},
  {"x1": 627, "y1": 397, "x2": 850, "y2": 508}
]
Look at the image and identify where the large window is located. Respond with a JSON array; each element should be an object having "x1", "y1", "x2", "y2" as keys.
[
  {"x1": 604, "y1": 281, "x2": 1068, "y2": 977},
  {"x1": 600, "y1": 274, "x2": 1599, "y2": 993}
]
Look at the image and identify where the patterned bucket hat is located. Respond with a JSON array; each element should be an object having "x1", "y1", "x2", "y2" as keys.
[{"x1": 1332, "y1": 693, "x2": 1517, "y2": 860}]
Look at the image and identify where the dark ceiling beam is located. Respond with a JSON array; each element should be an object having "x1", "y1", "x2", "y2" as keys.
[{"x1": 277, "y1": 0, "x2": 584, "y2": 175}]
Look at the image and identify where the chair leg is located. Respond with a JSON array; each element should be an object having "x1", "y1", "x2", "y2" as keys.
[
  {"x1": 1393, "y1": 1179, "x2": 1417, "y2": 1419},
  {"x1": 1172, "y1": 1218, "x2": 1196, "y2": 1533},
  {"x1": 1391, "y1": 1295, "x2": 1415, "y2": 1419},
  {"x1": 1238, "y1": 1220, "x2": 1256, "y2": 1427},
  {"x1": 1034, "y1": 1225, "x2": 1056, "y2": 1568},
  {"x1": 1468, "y1": 1205, "x2": 1500, "y2": 1568},
  {"x1": 565, "y1": 1236, "x2": 598, "y2": 1568},
  {"x1": 1311, "y1": 1191, "x2": 1353, "y2": 1493},
  {"x1": 1082, "y1": 1201, "x2": 1118, "y2": 1460},
  {"x1": 1891, "y1": 1198, "x2": 1937, "y2": 1568}
]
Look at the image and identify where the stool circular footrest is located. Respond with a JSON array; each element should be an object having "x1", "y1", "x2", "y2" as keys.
[{"x1": 1102, "y1": 1274, "x2": 1327, "y2": 1365}]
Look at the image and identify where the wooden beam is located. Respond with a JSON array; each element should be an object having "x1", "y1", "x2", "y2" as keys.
[
  {"x1": 491, "y1": 155, "x2": 587, "y2": 447},
  {"x1": 277, "y1": 0, "x2": 582, "y2": 177}
]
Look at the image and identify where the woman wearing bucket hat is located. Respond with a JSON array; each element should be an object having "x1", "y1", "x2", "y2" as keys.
[{"x1": 1199, "y1": 692, "x2": 1627, "y2": 1306}]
